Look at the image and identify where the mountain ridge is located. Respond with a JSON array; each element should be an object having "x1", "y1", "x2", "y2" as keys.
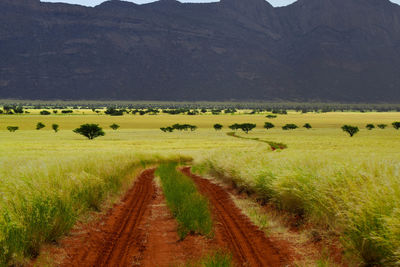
[{"x1": 0, "y1": 0, "x2": 400, "y2": 101}]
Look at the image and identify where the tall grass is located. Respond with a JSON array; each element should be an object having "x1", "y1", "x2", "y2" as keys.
[
  {"x1": 156, "y1": 163, "x2": 213, "y2": 239},
  {"x1": 0, "y1": 153, "x2": 188, "y2": 266},
  {"x1": 194, "y1": 150, "x2": 400, "y2": 266}
]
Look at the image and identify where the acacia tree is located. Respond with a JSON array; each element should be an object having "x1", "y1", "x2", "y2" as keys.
[
  {"x1": 393, "y1": 122, "x2": 400, "y2": 130},
  {"x1": 52, "y1": 124, "x2": 59, "y2": 133},
  {"x1": 282, "y1": 124, "x2": 298, "y2": 130},
  {"x1": 7, "y1": 126, "x2": 18, "y2": 132},
  {"x1": 239, "y1": 123, "x2": 256, "y2": 134},
  {"x1": 377, "y1": 124, "x2": 387, "y2": 129},
  {"x1": 303, "y1": 123, "x2": 312, "y2": 129},
  {"x1": 366, "y1": 124, "x2": 375, "y2": 130},
  {"x1": 264, "y1": 122, "x2": 275, "y2": 130},
  {"x1": 214, "y1": 124, "x2": 223, "y2": 131},
  {"x1": 342, "y1": 125, "x2": 359, "y2": 137},
  {"x1": 73, "y1": 124, "x2": 105, "y2": 140},
  {"x1": 110, "y1": 123, "x2": 120, "y2": 130},
  {"x1": 36, "y1": 122, "x2": 45, "y2": 130}
]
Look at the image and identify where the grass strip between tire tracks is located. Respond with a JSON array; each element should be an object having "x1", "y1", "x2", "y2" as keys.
[{"x1": 156, "y1": 163, "x2": 213, "y2": 239}]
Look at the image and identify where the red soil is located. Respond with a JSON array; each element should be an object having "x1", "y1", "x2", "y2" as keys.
[
  {"x1": 181, "y1": 167, "x2": 289, "y2": 267},
  {"x1": 61, "y1": 168, "x2": 156, "y2": 267}
]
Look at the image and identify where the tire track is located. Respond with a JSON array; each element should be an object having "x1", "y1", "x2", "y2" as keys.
[
  {"x1": 61, "y1": 168, "x2": 156, "y2": 267},
  {"x1": 181, "y1": 167, "x2": 287, "y2": 267}
]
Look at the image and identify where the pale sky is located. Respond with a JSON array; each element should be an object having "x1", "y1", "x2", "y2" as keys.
[{"x1": 40, "y1": 0, "x2": 400, "y2": 7}]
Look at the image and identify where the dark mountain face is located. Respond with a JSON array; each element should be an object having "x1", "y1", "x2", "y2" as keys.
[{"x1": 0, "y1": 0, "x2": 399, "y2": 101}]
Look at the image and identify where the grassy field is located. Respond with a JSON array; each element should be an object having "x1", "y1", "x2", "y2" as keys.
[{"x1": 1, "y1": 111, "x2": 399, "y2": 266}]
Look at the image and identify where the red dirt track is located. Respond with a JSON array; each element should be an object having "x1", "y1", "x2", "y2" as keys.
[
  {"x1": 182, "y1": 167, "x2": 287, "y2": 267},
  {"x1": 61, "y1": 168, "x2": 156, "y2": 267}
]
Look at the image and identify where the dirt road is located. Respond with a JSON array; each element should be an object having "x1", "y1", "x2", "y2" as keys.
[{"x1": 182, "y1": 167, "x2": 286, "y2": 267}]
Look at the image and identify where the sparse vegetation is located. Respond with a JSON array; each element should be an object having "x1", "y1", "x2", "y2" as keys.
[{"x1": 73, "y1": 124, "x2": 105, "y2": 140}]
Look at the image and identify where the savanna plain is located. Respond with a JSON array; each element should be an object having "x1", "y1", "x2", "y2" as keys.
[{"x1": 0, "y1": 107, "x2": 399, "y2": 266}]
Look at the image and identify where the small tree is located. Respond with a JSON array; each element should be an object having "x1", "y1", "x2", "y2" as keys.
[
  {"x1": 40, "y1": 110, "x2": 51, "y2": 115},
  {"x1": 110, "y1": 123, "x2": 120, "y2": 130},
  {"x1": 264, "y1": 122, "x2": 275, "y2": 130},
  {"x1": 36, "y1": 122, "x2": 45, "y2": 130},
  {"x1": 342, "y1": 125, "x2": 359, "y2": 137},
  {"x1": 392, "y1": 122, "x2": 400, "y2": 130},
  {"x1": 239, "y1": 123, "x2": 256, "y2": 134},
  {"x1": 377, "y1": 124, "x2": 387, "y2": 129},
  {"x1": 282, "y1": 124, "x2": 298, "y2": 130},
  {"x1": 303, "y1": 123, "x2": 312, "y2": 129},
  {"x1": 366, "y1": 124, "x2": 375, "y2": 130},
  {"x1": 73, "y1": 124, "x2": 105, "y2": 140},
  {"x1": 214, "y1": 124, "x2": 223, "y2": 131},
  {"x1": 53, "y1": 110, "x2": 58, "y2": 114},
  {"x1": 52, "y1": 124, "x2": 59, "y2": 133},
  {"x1": 229, "y1": 123, "x2": 240, "y2": 131},
  {"x1": 7, "y1": 126, "x2": 19, "y2": 132},
  {"x1": 266, "y1": 115, "x2": 277, "y2": 119}
]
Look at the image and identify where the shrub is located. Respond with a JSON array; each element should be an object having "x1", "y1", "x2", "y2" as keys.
[
  {"x1": 110, "y1": 124, "x2": 120, "y2": 130},
  {"x1": 105, "y1": 107, "x2": 124, "y2": 116},
  {"x1": 303, "y1": 123, "x2": 312, "y2": 129},
  {"x1": 377, "y1": 124, "x2": 387, "y2": 129},
  {"x1": 392, "y1": 122, "x2": 400, "y2": 130},
  {"x1": 52, "y1": 124, "x2": 59, "y2": 133},
  {"x1": 61, "y1": 110, "x2": 73, "y2": 114},
  {"x1": 228, "y1": 123, "x2": 240, "y2": 131},
  {"x1": 282, "y1": 124, "x2": 298, "y2": 130},
  {"x1": 73, "y1": 124, "x2": 105, "y2": 140},
  {"x1": 36, "y1": 122, "x2": 45, "y2": 130},
  {"x1": 213, "y1": 124, "x2": 223, "y2": 131},
  {"x1": 40, "y1": 110, "x2": 51, "y2": 115},
  {"x1": 266, "y1": 115, "x2": 277, "y2": 119},
  {"x1": 7, "y1": 126, "x2": 19, "y2": 132},
  {"x1": 342, "y1": 125, "x2": 359, "y2": 137},
  {"x1": 53, "y1": 110, "x2": 58, "y2": 114},
  {"x1": 264, "y1": 122, "x2": 275, "y2": 130},
  {"x1": 160, "y1": 127, "x2": 174, "y2": 133},
  {"x1": 366, "y1": 124, "x2": 375, "y2": 130}
]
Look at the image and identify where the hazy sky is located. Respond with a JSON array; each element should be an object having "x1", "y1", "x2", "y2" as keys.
[{"x1": 41, "y1": 0, "x2": 400, "y2": 7}]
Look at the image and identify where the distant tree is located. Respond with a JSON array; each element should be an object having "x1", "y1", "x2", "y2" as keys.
[
  {"x1": 73, "y1": 124, "x2": 105, "y2": 140},
  {"x1": 392, "y1": 122, "x2": 400, "y2": 130},
  {"x1": 282, "y1": 124, "x2": 298, "y2": 130},
  {"x1": 366, "y1": 124, "x2": 375, "y2": 130},
  {"x1": 303, "y1": 123, "x2": 312, "y2": 129},
  {"x1": 377, "y1": 124, "x2": 387, "y2": 129},
  {"x1": 214, "y1": 124, "x2": 223, "y2": 131},
  {"x1": 36, "y1": 122, "x2": 45, "y2": 130},
  {"x1": 53, "y1": 110, "x2": 58, "y2": 114},
  {"x1": 40, "y1": 110, "x2": 51, "y2": 115},
  {"x1": 7, "y1": 126, "x2": 19, "y2": 132},
  {"x1": 266, "y1": 115, "x2": 277, "y2": 119},
  {"x1": 229, "y1": 123, "x2": 240, "y2": 131},
  {"x1": 239, "y1": 123, "x2": 256, "y2": 134},
  {"x1": 52, "y1": 124, "x2": 59, "y2": 133},
  {"x1": 110, "y1": 123, "x2": 120, "y2": 130},
  {"x1": 264, "y1": 122, "x2": 275, "y2": 130},
  {"x1": 200, "y1": 108, "x2": 207, "y2": 113},
  {"x1": 342, "y1": 125, "x2": 359, "y2": 137},
  {"x1": 12, "y1": 106, "x2": 24, "y2": 114},
  {"x1": 3, "y1": 106, "x2": 13, "y2": 114},
  {"x1": 61, "y1": 110, "x2": 73, "y2": 114}
]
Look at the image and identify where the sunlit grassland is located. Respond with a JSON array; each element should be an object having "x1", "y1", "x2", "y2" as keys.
[{"x1": 1, "y1": 111, "x2": 399, "y2": 266}]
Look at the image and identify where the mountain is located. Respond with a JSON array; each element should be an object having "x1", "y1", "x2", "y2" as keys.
[{"x1": 0, "y1": 0, "x2": 399, "y2": 101}]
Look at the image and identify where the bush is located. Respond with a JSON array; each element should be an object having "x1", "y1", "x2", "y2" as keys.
[
  {"x1": 36, "y1": 122, "x2": 45, "y2": 130},
  {"x1": 342, "y1": 125, "x2": 359, "y2": 137},
  {"x1": 110, "y1": 124, "x2": 120, "y2": 130},
  {"x1": 160, "y1": 127, "x2": 174, "y2": 133},
  {"x1": 303, "y1": 123, "x2": 312, "y2": 129},
  {"x1": 377, "y1": 124, "x2": 387, "y2": 129},
  {"x1": 7, "y1": 126, "x2": 19, "y2": 132},
  {"x1": 282, "y1": 124, "x2": 298, "y2": 130},
  {"x1": 264, "y1": 122, "x2": 275, "y2": 130},
  {"x1": 52, "y1": 124, "x2": 59, "y2": 133},
  {"x1": 392, "y1": 122, "x2": 400, "y2": 130},
  {"x1": 266, "y1": 115, "x2": 277, "y2": 119},
  {"x1": 40, "y1": 110, "x2": 51, "y2": 115},
  {"x1": 73, "y1": 124, "x2": 105, "y2": 140},
  {"x1": 61, "y1": 110, "x2": 73, "y2": 114},
  {"x1": 366, "y1": 124, "x2": 375, "y2": 130},
  {"x1": 213, "y1": 124, "x2": 223, "y2": 131}
]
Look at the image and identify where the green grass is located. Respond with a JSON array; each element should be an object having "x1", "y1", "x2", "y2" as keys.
[
  {"x1": 156, "y1": 163, "x2": 213, "y2": 239},
  {"x1": 184, "y1": 251, "x2": 233, "y2": 267}
]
